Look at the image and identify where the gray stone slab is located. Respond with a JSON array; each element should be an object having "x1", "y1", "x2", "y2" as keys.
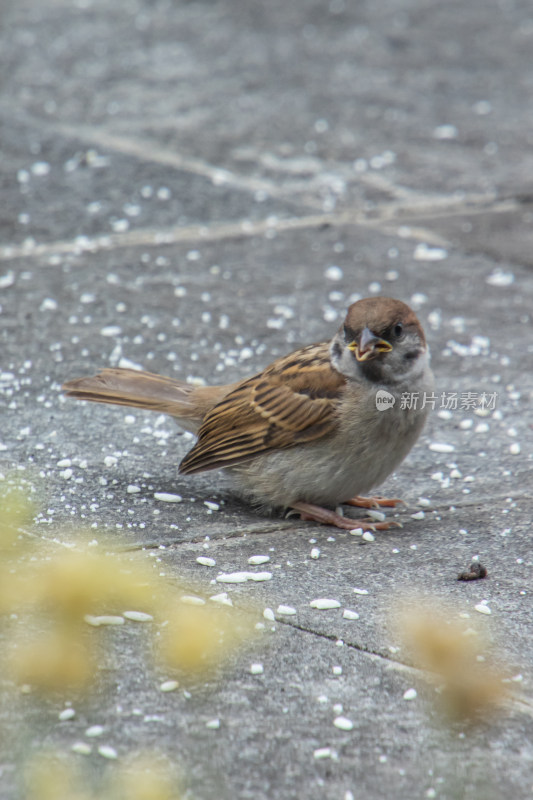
[
  {"x1": 398, "y1": 203, "x2": 533, "y2": 270},
  {"x1": 1, "y1": 620, "x2": 531, "y2": 800},
  {"x1": 3, "y1": 0, "x2": 532, "y2": 211},
  {"x1": 0, "y1": 116, "x2": 300, "y2": 245},
  {"x1": 2, "y1": 0, "x2": 533, "y2": 798}
]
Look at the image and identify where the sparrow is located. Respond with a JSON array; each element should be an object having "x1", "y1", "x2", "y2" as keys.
[{"x1": 63, "y1": 296, "x2": 434, "y2": 530}]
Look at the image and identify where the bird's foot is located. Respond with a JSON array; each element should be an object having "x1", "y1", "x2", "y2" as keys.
[
  {"x1": 344, "y1": 495, "x2": 406, "y2": 509},
  {"x1": 290, "y1": 501, "x2": 400, "y2": 531}
]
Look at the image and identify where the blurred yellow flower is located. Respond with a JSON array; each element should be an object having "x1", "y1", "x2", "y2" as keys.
[
  {"x1": 0, "y1": 485, "x2": 259, "y2": 692},
  {"x1": 160, "y1": 601, "x2": 256, "y2": 675},
  {"x1": 24, "y1": 752, "x2": 181, "y2": 800},
  {"x1": 395, "y1": 597, "x2": 507, "y2": 721},
  {"x1": 7, "y1": 625, "x2": 95, "y2": 691},
  {"x1": 0, "y1": 486, "x2": 34, "y2": 552}
]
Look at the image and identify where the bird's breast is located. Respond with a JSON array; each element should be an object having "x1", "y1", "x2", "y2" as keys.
[{"x1": 228, "y1": 378, "x2": 431, "y2": 510}]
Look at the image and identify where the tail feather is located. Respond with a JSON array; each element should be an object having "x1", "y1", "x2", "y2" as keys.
[{"x1": 62, "y1": 368, "x2": 227, "y2": 426}]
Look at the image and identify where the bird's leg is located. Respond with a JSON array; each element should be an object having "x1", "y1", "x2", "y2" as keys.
[
  {"x1": 290, "y1": 501, "x2": 398, "y2": 531},
  {"x1": 344, "y1": 495, "x2": 405, "y2": 509}
]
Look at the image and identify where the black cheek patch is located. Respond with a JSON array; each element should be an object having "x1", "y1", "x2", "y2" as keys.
[
  {"x1": 343, "y1": 325, "x2": 357, "y2": 343},
  {"x1": 331, "y1": 341, "x2": 343, "y2": 359},
  {"x1": 404, "y1": 349, "x2": 420, "y2": 361}
]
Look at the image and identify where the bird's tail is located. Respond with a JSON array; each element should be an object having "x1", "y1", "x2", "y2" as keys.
[{"x1": 62, "y1": 367, "x2": 227, "y2": 430}]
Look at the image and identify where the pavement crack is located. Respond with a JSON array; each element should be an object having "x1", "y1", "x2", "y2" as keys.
[
  {"x1": 277, "y1": 618, "x2": 533, "y2": 718},
  {"x1": 0, "y1": 191, "x2": 519, "y2": 262}
]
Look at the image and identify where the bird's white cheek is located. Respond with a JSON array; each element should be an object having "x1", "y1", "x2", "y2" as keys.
[
  {"x1": 329, "y1": 338, "x2": 357, "y2": 377},
  {"x1": 400, "y1": 348, "x2": 431, "y2": 383}
]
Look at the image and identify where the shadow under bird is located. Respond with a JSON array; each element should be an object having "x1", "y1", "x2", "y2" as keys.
[{"x1": 63, "y1": 296, "x2": 434, "y2": 530}]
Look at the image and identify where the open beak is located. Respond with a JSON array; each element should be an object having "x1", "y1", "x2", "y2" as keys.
[{"x1": 347, "y1": 326, "x2": 393, "y2": 362}]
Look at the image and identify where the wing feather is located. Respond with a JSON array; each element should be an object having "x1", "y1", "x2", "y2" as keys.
[{"x1": 179, "y1": 342, "x2": 345, "y2": 474}]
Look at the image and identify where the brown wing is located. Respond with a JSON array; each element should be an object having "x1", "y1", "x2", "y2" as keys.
[{"x1": 179, "y1": 343, "x2": 345, "y2": 474}]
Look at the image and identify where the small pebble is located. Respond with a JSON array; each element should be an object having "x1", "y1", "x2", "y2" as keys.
[
  {"x1": 411, "y1": 511, "x2": 425, "y2": 520},
  {"x1": 0, "y1": 271, "x2": 15, "y2": 288},
  {"x1": 263, "y1": 608, "x2": 276, "y2": 621},
  {"x1": 353, "y1": 588, "x2": 369, "y2": 595},
  {"x1": 250, "y1": 663, "x2": 264, "y2": 675},
  {"x1": 333, "y1": 716, "x2": 354, "y2": 731},
  {"x1": 248, "y1": 555, "x2": 270, "y2": 565},
  {"x1": 475, "y1": 602, "x2": 492, "y2": 615},
  {"x1": 209, "y1": 592, "x2": 233, "y2": 606},
  {"x1": 123, "y1": 610, "x2": 153, "y2": 622},
  {"x1": 71, "y1": 742, "x2": 92, "y2": 755},
  {"x1": 248, "y1": 572, "x2": 272, "y2": 582},
  {"x1": 216, "y1": 571, "x2": 272, "y2": 583},
  {"x1": 413, "y1": 243, "x2": 448, "y2": 261},
  {"x1": 100, "y1": 326, "x2": 122, "y2": 337},
  {"x1": 85, "y1": 725, "x2": 104, "y2": 737},
  {"x1": 486, "y1": 269, "x2": 514, "y2": 287},
  {"x1": 325, "y1": 265, "x2": 343, "y2": 281},
  {"x1": 310, "y1": 547, "x2": 321, "y2": 559},
  {"x1": 361, "y1": 531, "x2": 375, "y2": 542},
  {"x1": 160, "y1": 680, "x2": 179, "y2": 692},
  {"x1": 429, "y1": 442, "x2": 455, "y2": 453},
  {"x1": 58, "y1": 708, "x2": 76, "y2": 721},
  {"x1": 180, "y1": 595, "x2": 206, "y2": 606},
  {"x1": 196, "y1": 556, "x2": 216, "y2": 567},
  {"x1": 310, "y1": 599, "x2": 341, "y2": 610},
  {"x1": 314, "y1": 747, "x2": 334, "y2": 760},
  {"x1": 40, "y1": 298, "x2": 58, "y2": 311},
  {"x1": 97, "y1": 745, "x2": 118, "y2": 760},
  {"x1": 31, "y1": 161, "x2": 51, "y2": 176},
  {"x1": 206, "y1": 718, "x2": 220, "y2": 729},
  {"x1": 342, "y1": 609, "x2": 360, "y2": 620},
  {"x1": 215, "y1": 572, "x2": 249, "y2": 583},
  {"x1": 84, "y1": 615, "x2": 124, "y2": 627},
  {"x1": 154, "y1": 492, "x2": 182, "y2": 503},
  {"x1": 403, "y1": 688, "x2": 417, "y2": 701},
  {"x1": 276, "y1": 605, "x2": 297, "y2": 616},
  {"x1": 332, "y1": 666, "x2": 343, "y2": 676}
]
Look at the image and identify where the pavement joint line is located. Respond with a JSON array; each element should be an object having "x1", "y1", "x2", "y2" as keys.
[
  {"x1": 19, "y1": 491, "x2": 532, "y2": 553},
  {"x1": 6, "y1": 109, "x2": 410, "y2": 210},
  {"x1": 2, "y1": 109, "x2": 298, "y2": 206},
  {"x1": 17, "y1": 524, "x2": 533, "y2": 719},
  {"x1": 275, "y1": 618, "x2": 533, "y2": 718},
  {"x1": 21, "y1": 115, "x2": 513, "y2": 218},
  {"x1": 0, "y1": 194, "x2": 517, "y2": 262}
]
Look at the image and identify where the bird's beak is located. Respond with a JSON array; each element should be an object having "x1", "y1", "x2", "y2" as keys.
[{"x1": 348, "y1": 327, "x2": 393, "y2": 362}]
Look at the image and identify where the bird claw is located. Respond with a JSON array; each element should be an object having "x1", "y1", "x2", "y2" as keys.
[
  {"x1": 344, "y1": 495, "x2": 406, "y2": 509},
  {"x1": 290, "y1": 501, "x2": 401, "y2": 531}
]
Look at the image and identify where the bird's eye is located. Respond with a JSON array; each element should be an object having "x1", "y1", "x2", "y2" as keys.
[{"x1": 393, "y1": 322, "x2": 404, "y2": 338}]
